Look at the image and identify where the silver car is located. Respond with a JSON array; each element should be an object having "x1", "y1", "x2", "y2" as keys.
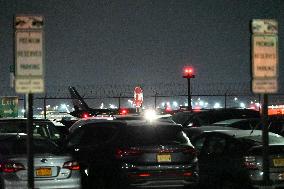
[{"x1": 0, "y1": 133, "x2": 81, "y2": 189}]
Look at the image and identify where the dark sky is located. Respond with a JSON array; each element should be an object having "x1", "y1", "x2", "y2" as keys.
[{"x1": 0, "y1": 0, "x2": 283, "y2": 95}]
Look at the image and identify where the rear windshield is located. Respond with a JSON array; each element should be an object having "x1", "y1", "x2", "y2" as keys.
[
  {"x1": 172, "y1": 112, "x2": 192, "y2": 125},
  {"x1": 0, "y1": 137, "x2": 59, "y2": 155},
  {"x1": 122, "y1": 126, "x2": 189, "y2": 146}
]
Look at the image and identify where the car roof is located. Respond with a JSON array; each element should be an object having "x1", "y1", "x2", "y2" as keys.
[
  {"x1": 204, "y1": 129, "x2": 264, "y2": 138},
  {"x1": 212, "y1": 118, "x2": 247, "y2": 125},
  {"x1": 0, "y1": 118, "x2": 52, "y2": 122},
  {"x1": 0, "y1": 133, "x2": 27, "y2": 137},
  {"x1": 69, "y1": 119, "x2": 126, "y2": 133},
  {"x1": 189, "y1": 126, "x2": 239, "y2": 131},
  {"x1": 69, "y1": 118, "x2": 181, "y2": 133},
  {"x1": 125, "y1": 120, "x2": 181, "y2": 127},
  {"x1": 213, "y1": 118, "x2": 261, "y2": 125}
]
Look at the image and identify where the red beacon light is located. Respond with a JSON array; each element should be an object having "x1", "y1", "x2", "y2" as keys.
[
  {"x1": 182, "y1": 66, "x2": 195, "y2": 78},
  {"x1": 119, "y1": 109, "x2": 128, "y2": 115},
  {"x1": 82, "y1": 112, "x2": 90, "y2": 118}
]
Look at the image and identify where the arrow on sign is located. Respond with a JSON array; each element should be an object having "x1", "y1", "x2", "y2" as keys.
[{"x1": 4, "y1": 109, "x2": 13, "y2": 114}]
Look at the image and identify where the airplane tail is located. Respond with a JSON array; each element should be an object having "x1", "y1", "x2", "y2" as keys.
[
  {"x1": 68, "y1": 86, "x2": 90, "y2": 112},
  {"x1": 68, "y1": 86, "x2": 116, "y2": 118}
]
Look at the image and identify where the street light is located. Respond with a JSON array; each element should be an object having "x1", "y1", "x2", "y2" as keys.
[{"x1": 182, "y1": 66, "x2": 195, "y2": 111}]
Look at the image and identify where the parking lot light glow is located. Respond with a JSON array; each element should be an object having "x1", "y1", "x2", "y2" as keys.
[
  {"x1": 213, "y1": 103, "x2": 221, "y2": 109},
  {"x1": 240, "y1": 102, "x2": 246, "y2": 108},
  {"x1": 173, "y1": 101, "x2": 178, "y2": 107},
  {"x1": 144, "y1": 109, "x2": 157, "y2": 122}
]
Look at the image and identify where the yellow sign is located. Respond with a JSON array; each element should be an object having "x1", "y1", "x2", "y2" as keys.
[
  {"x1": 252, "y1": 35, "x2": 278, "y2": 78},
  {"x1": 15, "y1": 31, "x2": 43, "y2": 77}
]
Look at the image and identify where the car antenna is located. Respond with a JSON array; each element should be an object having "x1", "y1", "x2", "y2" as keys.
[
  {"x1": 250, "y1": 121, "x2": 272, "y2": 136},
  {"x1": 250, "y1": 121, "x2": 261, "y2": 136}
]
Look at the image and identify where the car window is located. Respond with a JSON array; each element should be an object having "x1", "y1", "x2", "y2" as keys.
[
  {"x1": 0, "y1": 121, "x2": 26, "y2": 133},
  {"x1": 0, "y1": 121, "x2": 61, "y2": 140},
  {"x1": 202, "y1": 135, "x2": 226, "y2": 155},
  {"x1": 192, "y1": 136, "x2": 206, "y2": 153},
  {"x1": 122, "y1": 126, "x2": 189, "y2": 146},
  {"x1": 67, "y1": 128, "x2": 85, "y2": 147}
]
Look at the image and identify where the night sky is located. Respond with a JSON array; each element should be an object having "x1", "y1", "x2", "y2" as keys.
[{"x1": 0, "y1": 0, "x2": 283, "y2": 96}]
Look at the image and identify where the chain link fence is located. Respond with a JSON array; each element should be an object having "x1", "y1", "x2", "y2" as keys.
[{"x1": 1, "y1": 82, "x2": 284, "y2": 117}]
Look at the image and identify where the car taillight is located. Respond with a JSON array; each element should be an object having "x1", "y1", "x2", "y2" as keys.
[
  {"x1": 115, "y1": 148, "x2": 142, "y2": 159},
  {"x1": 63, "y1": 161, "x2": 80, "y2": 170},
  {"x1": 183, "y1": 172, "x2": 193, "y2": 177},
  {"x1": 182, "y1": 147, "x2": 196, "y2": 155},
  {"x1": 243, "y1": 156, "x2": 258, "y2": 170},
  {"x1": 0, "y1": 162, "x2": 25, "y2": 173}
]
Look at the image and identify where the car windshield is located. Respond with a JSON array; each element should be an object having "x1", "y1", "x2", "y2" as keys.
[
  {"x1": 240, "y1": 133, "x2": 284, "y2": 145},
  {"x1": 122, "y1": 126, "x2": 189, "y2": 146}
]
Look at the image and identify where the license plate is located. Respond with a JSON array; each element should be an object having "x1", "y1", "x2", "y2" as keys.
[
  {"x1": 36, "y1": 167, "x2": 52, "y2": 176},
  {"x1": 273, "y1": 158, "x2": 284, "y2": 167},
  {"x1": 157, "y1": 154, "x2": 171, "y2": 162}
]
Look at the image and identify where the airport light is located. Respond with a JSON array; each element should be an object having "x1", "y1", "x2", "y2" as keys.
[
  {"x1": 213, "y1": 102, "x2": 221, "y2": 109},
  {"x1": 240, "y1": 102, "x2": 246, "y2": 108},
  {"x1": 182, "y1": 66, "x2": 195, "y2": 111},
  {"x1": 144, "y1": 109, "x2": 157, "y2": 122},
  {"x1": 173, "y1": 101, "x2": 178, "y2": 107}
]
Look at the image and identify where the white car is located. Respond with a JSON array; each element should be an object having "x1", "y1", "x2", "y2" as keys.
[{"x1": 0, "y1": 133, "x2": 81, "y2": 189}]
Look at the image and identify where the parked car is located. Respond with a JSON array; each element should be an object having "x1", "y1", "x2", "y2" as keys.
[
  {"x1": 172, "y1": 108, "x2": 260, "y2": 127},
  {"x1": 211, "y1": 118, "x2": 261, "y2": 129},
  {"x1": 211, "y1": 117, "x2": 284, "y2": 137},
  {"x1": 65, "y1": 120, "x2": 199, "y2": 189},
  {"x1": 183, "y1": 125, "x2": 239, "y2": 141},
  {"x1": 0, "y1": 118, "x2": 65, "y2": 144},
  {"x1": 191, "y1": 129, "x2": 284, "y2": 189},
  {"x1": 0, "y1": 133, "x2": 81, "y2": 189}
]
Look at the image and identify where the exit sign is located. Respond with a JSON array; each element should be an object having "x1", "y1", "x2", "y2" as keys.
[{"x1": 0, "y1": 97, "x2": 19, "y2": 118}]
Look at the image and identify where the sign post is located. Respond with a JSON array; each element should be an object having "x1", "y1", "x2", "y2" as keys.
[
  {"x1": 14, "y1": 15, "x2": 44, "y2": 189},
  {"x1": 251, "y1": 19, "x2": 278, "y2": 187}
]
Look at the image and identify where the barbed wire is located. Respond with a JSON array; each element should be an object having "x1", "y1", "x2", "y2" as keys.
[{"x1": 1, "y1": 81, "x2": 283, "y2": 98}]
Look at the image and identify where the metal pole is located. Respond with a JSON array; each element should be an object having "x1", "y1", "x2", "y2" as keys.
[
  {"x1": 118, "y1": 93, "x2": 121, "y2": 109},
  {"x1": 187, "y1": 78, "x2": 192, "y2": 110},
  {"x1": 224, "y1": 92, "x2": 227, "y2": 109},
  {"x1": 262, "y1": 94, "x2": 270, "y2": 187},
  {"x1": 26, "y1": 93, "x2": 34, "y2": 189},
  {"x1": 154, "y1": 92, "x2": 157, "y2": 109},
  {"x1": 24, "y1": 95, "x2": 27, "y2": 118},
  {"x1": 43, "y1": 95, "x2": 46, "y2": 119}
]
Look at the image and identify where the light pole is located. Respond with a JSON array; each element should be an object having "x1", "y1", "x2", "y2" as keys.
[{"x1": 182, "y1": 66, "x2": 195, "y2": 111}]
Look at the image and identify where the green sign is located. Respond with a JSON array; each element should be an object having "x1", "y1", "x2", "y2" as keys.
[{"x1": 0, "y1": 97, "x2": 19, "y2": 118}]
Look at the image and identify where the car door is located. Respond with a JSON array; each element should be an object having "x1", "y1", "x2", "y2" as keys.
[
  {"x1": 195, "y1": 133, "x2": 227, "y2": 187},
  {"x1": 66, "y1": 124, "x2": 119, "y2": 169}
]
